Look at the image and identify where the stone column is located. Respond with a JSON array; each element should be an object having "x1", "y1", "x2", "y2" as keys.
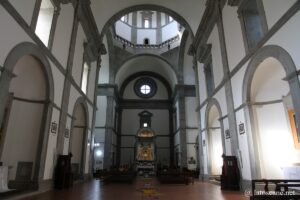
[
  {"x1": 156, "y1": 12, "x2": 162, "y2": 44},
  {"x1": 57, "y1": 1, "x2": 80, "y2": 154},
  {"x1": 131, "y1": 12, "x2": 137, "y2": 44}
]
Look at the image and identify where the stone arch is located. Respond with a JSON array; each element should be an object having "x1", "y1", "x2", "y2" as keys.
[
  {"x1": 99, "y1": 4, "x2": 194, "y2": 42},
  {"x1": 204, "y1": 98, "x2": 225, "y2": 176},
  {"x1": 69, "y1": 97, "x2": 89, "y2": 179},
  {"x1": 0, "y1": 42, "x2": 54, "y2": 188},
  {"x1": 242, "y1": 45, "x2": 300, "y2": 179}
]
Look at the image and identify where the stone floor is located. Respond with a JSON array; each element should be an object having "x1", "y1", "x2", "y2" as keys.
[{"x1": 16, "y1": 178, "x2": 248, "y2": 200}]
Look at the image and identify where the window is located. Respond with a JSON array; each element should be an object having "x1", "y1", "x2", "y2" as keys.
[
  {"x1": 134, "y1": 77, "x2": 157, "y2": 98},
  {"x1": 35, "y1": 0, "x2": 55, "y2": 46},
  {"x1": 239, "y1": 0, "x2": 267, "y2": 50},
  {"x1": 144, "y1": 18, "x2": 150, "y2": 28},
  {"x1": 120, "y1": 15, "x2": 128, "y2": 23},
  {"x1": 140, "y1": 84, "x2": 151, "y2": 94},
  {"x1": 81, "y1": 62, "x2": 89, "y2": 94},
  {"x1": 139, "y1": 111, "x2": 153, "y2": 129}
]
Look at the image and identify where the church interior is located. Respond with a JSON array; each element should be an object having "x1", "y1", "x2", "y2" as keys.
[{"x1": 1, "y1": 0, "x2": 300, "y2": 199}]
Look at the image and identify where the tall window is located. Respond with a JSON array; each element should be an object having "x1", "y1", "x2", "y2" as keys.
[
  {"x1": 144, "y1": 18, "x2": 150, "y2": 28},
  {"x1": 35, "y1": 0, "x2": 55, "y2": 46},
  {"x1": 239, "y1": 0, "x2": 267, "y2": 50},
  {"x1": 81, "y1": 62, "x2": 89, "y2": 94}
]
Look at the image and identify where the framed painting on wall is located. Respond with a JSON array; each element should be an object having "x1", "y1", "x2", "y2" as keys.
[{"x1": 51, "y1": 122, "x2": 57, "y2": 134}]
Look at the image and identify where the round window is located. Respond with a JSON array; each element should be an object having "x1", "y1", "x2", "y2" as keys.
[{"x1": 134, "y1": 77, "x2": 157, "y2": 98}]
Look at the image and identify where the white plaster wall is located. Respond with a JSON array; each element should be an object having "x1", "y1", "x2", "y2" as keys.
[
  {"x1": 235, "y1": 109, "x2": 251, "y2": 180},
  {"x1": 207, "y1": 25, "x2": 224, "y2": 87},
  {"x1": 222, "y1": 5, "x2": 245, "y2": 71},
  {"x1": 87, "y1": 62, "x2": 97, "y2": 102},
  {"x1": 95, "y1": 96, "x2": 107, "y2": 127},
  {"x1": 71, "y1": 127, "x2": 84, "y2": 164},
  {"x1": 46, "y1": 63, "x2": 64, "y2": 107},
  {"x1": 231, "y1": 62, "x2": 248, "y2": 108},
  {"x1": 265, "y1": 12, "x2": 300, "y2": 69},
  {"x1": 43, "y1": 107, "x2": 60, "y2": 179},
  {"x1": 51, "y1": 4, "x2": 74, "y2": 69},
  {"x1": 202, "y1": 131, "x2": 208, "y2": 174},
  {"x1": 263, "y1": 0, "x2": 297, "y2": 29},
  {"x1": 122, "y1": 77, "x2": 169, "y2": 99},
  {"x1": 162, "y1": 21, "x2": 178, "y2": 41},
  {"x1": 63, "y1": 116, "x2": 72, "y2": 155},
  {"x1": 0, "y1": 7, "x2": 32, "y2": 66},
  {"x1": 183, "y1": 35, "x2": 195, "y2": 85},
  {"x1": 137, "y1": 29, "x2": 156, "y2": 44},
  {"x1": 72, "y1": 24, "x2": 86, "y2": 86},
  {"x1": 68, "y1": 86, "x2": 81, "y2": 115},
  {"x1": 197, "y1": 62, "x2": 207, "y2": 104},
  {"x1": 200, "y1": 105, "x2": 207, "y2": 130},
  {"x1": 98, "y1": 36, "x2": 109, "y2": 84},
  {"x1": 8, "y1": 0, "x2": 36, "y2": 25},
  {"x1": 2, "y1": 102, "x2": 43, "y2": 180},
  {"x1": 213, "y1": 87, "x2": 228, "y2": 116},
  {"x1": 115, "y1": 21, "x2": 132, "y2": 41}
]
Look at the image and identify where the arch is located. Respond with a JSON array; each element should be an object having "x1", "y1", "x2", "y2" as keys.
[
  {"x1": 2, "y1": 42, "x2": 54, "y2": 100},
  {"x1": 69, "y1": 97, "x2": 89, "y2": 179},
  {"x1": 204, "y1": 98, "x2": 225, "y2": 176},
  {"x1": 0, "y1": 42, "x2": 54, "y2": 187},
  {"x1": 242, "y1": 45, "x2": 300, "y2": 179},
  {"x1": 99, "y1": 4, "x2": 194, "y2": 42},
  {"x1": 242, "y1": 45, "x2": 298, "y2": 102},
  {"x1": 119, "y1": 71, "x2": 172, "y2": 98},
  {"x1": 115, "y1": 54, "x2": 178, "y2": 89}
]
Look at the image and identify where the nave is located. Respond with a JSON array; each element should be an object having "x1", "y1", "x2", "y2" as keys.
[{"x1": 10, "y1": 178, "x2": 247, "y2": 200}]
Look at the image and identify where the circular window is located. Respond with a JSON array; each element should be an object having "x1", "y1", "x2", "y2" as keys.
[{"x1": 134, "y1": 77, "x2": 157, "y2": 98}]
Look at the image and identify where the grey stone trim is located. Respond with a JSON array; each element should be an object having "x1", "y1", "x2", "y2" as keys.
[
  {"x1": 228, "y1": 0, "x2": 241, "y2": 7},
  {"x1": 242, "y1": 45, "x2": 300, "y2": 179},
  {"x1": 0, "y1": 42, "x2": 55, "y2": 185},
  {"x1": 56, "y1": 0, "x2": 80, "y2": 154},
  {"x1": 48, "y1": 5, "x2": 61, "y2": 51},
  {"x1": 131, "y1": 12, "x2": 137, "y2": 44},
  {"x1": 103, "y1": 96, "x2": 115, "y2": 169},
  {"x1": 156, "y1": 12, "x2": 162, "y2": 44},
  {"x1": 12, "y1": 96, "x2": 46, "y2": 104},
  {"x1": 30, "y1": 0, "x2": 42, "y2": 30},
  {"x1": 216, "y1": 4, "x2": 240, "y2": 161},
  {"x1": 69, "y1": 96, "x2": 90, "y2": 176},
  {"x1": 120, "y1": 99, "x2": 171, "y2": 110}
]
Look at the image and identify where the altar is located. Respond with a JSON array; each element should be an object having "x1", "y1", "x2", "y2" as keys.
[{"x1": 135, "y1": 128, "x2": 156, "y2": 175}]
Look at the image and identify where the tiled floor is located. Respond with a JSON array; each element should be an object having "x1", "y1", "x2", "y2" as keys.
[{"x1": 18, "y1": 178, "x2": 249, "y2": 200}]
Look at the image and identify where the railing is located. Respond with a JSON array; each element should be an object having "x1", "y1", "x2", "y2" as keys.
[
  {"x1": 114, "y1": 35, "x2": 180, "y2": 49},
  {"x1": 250, "y1": 179, "x2": 300, "y2": 200}
]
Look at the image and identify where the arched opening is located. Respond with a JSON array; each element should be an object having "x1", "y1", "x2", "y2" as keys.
[
  {"x1": 0, "y1": 54, "x2": 48, "y2": 187},
  {"x1": 70, "y1": 102, "x2": 88, "y2": 180},
  {"x1": 144, "y1": 38, "x2": 149, "y2": 45},
  {"x1": 249, "y1": 57, "x2": 297, "y2": 179},
  {"x1": 206, "y1": 104, "x2": 223, "y2": 177}
]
